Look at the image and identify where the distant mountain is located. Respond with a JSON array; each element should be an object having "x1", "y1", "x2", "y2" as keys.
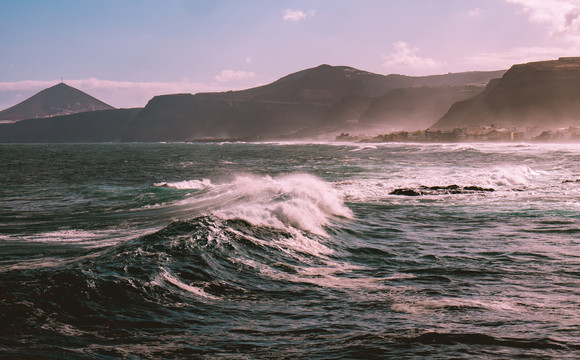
[
  {"x1": 432, "y1": 57, "x2": 580, "y2": 130},
  {"x1": 0, "y1": 83, "x2": 115, "y2": 121},
  {"x1": 122, "y1": 65, "x2": 504, "y2": 141},
  {"x1": 0, "y1": 108, "x2": 141, "y2": 143}
]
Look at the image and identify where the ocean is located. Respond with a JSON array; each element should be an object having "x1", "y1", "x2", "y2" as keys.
[{"x1": 0, "y1": 142, "x2": 579, "y2": 359}]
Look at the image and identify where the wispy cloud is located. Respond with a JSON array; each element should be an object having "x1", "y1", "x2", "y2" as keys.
[
  {"x1": 283, "y1": 9, "x2": 315, "y2": 22},
  {"x1": 0, "y1": 78, "x2": 244, "y2": 108},
  {"x1": 467, "y1": 8, "x2": 482, "y2": 17},
  {"x1": 0, "y1": 78, "x2": 220, "y2": 93},
  {"x1": 507, "y1": 0, "x2": 580, "y2": 40},
  {"x1": 214, "y1": 70, "x2": 256, "y2": 83},
  {"x1": 0, "y1": 80, "x2": 55, "y2": 92},
  {"x1": 457, "y1": 1, "x2": 580, "y2": 71},
  {"x1": 382, "y1": 41, "x2": 440, "y2": 71},
  {"x1": 463, "y1": 45, "x2": 580, "y2": 69}
]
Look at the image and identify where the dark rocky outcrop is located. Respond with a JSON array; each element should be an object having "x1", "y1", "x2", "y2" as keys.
[
  {"x1": 0, "y1": 108, "x2": 141, "y2": 143},
  {"x1": 432, "y1": 57, "x2": 580, "y2": 130},
  {"x1": 0, "y1": 83, "x2": 114, "y2": 121},
  {"x1": 390, "y1": 185, "x2": 495, "y2": 196},
  {"x1": 390, "y1": 188, "x2": 422, "y2": 196}
]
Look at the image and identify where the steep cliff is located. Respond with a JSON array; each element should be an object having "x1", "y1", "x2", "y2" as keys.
[{"x1": 432, "y1": 57, "x2": 580, "y2": 130}]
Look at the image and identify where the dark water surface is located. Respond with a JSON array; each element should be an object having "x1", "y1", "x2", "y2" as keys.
[{"x1": 1, "y1": 142, "x2": 579, "y2": 359}]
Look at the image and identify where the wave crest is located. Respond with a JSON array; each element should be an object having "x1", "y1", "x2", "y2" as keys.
[
  {"x1": 154, "y1": 179, "x2": 212, "y2": 190},
  {"x1": 172, "y1": 173, "x2": 353, "y2": 236}
]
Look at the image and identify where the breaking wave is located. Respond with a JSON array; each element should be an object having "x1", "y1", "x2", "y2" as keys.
[
  {"x1": 154, "y1": 178, "x2": 212, "y2": 190},
  {"x1": 161, "y1": 173, "x2": 353, "y2": 236}
]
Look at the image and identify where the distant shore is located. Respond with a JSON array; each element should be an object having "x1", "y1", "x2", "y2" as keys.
[{"x1": 335, "y1": 125, "x2": 580, "y2": 144}]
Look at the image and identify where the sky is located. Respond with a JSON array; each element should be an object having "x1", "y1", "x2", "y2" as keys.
[{"x1": 2, "y1": 0, "x2": 580, "y2": 109}]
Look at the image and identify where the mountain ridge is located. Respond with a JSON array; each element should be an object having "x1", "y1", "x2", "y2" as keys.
[
  {"x1": 0, "y1": 64, "x2": 508, "y2": 143},
  {"x1": 0, "y1": 83, "x2": 115, "y2": 121},
  {"x1": 121, "y1": 64, "x2": 505, "y2": 141}
]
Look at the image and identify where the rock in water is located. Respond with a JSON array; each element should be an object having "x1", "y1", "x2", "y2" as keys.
[{"x1": 390, "y1": 185, "x2": 495, "y2": 196}]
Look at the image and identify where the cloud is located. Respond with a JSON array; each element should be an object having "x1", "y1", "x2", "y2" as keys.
[
  {"x1": 382, "y1": 41, "x2": 440, "y2": 71},
  {"x1": 467, "y1": 8, "x2": 482, "y2": 17},
  {"x1": 214, "y1": 70, "x2": 256, "y2": 83},
  {"x1": 463, "y1": 44, "x2": 580, "y2": 69},
  {"x1": 507, "y1": 0, "x2": 580, "y2": 40},
  {"x1": 0, "y1": 78, "x2": 220, "y2": 93},
  {"x1": 0, "y1": 80, "x2": 55, "y2": 92},
  {"x1": 283, "y1": 9, "x2": 315, "y2": 22},
  {"x1": 0, "y1": 78, "x2": 236, "y2": 108}
]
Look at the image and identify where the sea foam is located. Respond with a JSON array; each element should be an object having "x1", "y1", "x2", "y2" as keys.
[
  {"x1": 154, "y1": 179, "x2": 212, "y2": 190},
  {"x1": 175, "y1": 173, "x2": 353, "y2": 236},
  {"x1": 154, "y1": 267, "x2": 219, "y2": 300},
  {"x1": 335, "y1": 165, "x2": 547, "y2": 202}
]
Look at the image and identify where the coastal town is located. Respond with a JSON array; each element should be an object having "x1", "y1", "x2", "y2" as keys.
[{"x1": 336, "y1": 125, "x2": 580, "y2": 143}]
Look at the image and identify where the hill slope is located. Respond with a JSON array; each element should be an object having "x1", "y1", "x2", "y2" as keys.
[
  {"x1": 0, "y1": 83, "x2": 115, "y2": 121},
  {"x1": 122, "y1": 65, "x2": 504, "y2": 141},
  {"x1": 432, "y1": 57, "x2": 580, "y2": 130}
]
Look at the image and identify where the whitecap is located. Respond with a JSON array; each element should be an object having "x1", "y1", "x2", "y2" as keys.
[
  {"x1": 154, "y1": 178, "x2": 213, "y2": 190},
  {"x1": 350, "y1": 145, "x2": 377, "y2": 152},
  {"x1": 154, "y1": 267, "x2": 219, "y2": 300},
  {"x1": 176, "y1": 173, "x2": 353, "y2": 236},
  {"x1": 391, "y1": 296, "x2": 523, "y2": 315},
  {"x1": 0, "y1": 229, "x2": 129, "y2": 247}
]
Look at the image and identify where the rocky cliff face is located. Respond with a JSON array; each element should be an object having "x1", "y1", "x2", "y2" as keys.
[
  {"x1": 122, "y1": 65, "x2": 505, "y2": 141},
  {"x1": 0, "y1": 83, "x2": 115, "y2": 121},
  {"x1": 432, "y1": 57, "x2": 580, "y2": 130}
]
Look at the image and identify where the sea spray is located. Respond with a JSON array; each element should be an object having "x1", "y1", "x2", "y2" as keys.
[
  {"x1": 154, "y1": 178, "x2": 213, "y2": 190},
  {"x1": 169, "y1": 173, "x2": 354, "y2": 236}
]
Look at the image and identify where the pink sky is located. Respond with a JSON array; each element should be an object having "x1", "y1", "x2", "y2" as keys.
[{"x1": 2, "y1": 0, "x2": 580, "y2": 109}]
